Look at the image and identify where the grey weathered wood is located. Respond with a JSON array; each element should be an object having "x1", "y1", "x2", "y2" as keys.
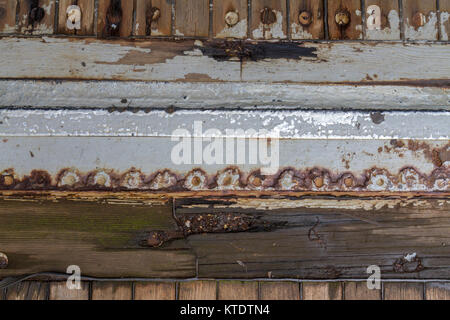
[{"x1": 0, "y1": 38, "x2": 448, "y2": 85}]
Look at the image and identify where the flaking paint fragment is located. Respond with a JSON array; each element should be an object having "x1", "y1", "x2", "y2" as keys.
[
  {"x1": 441, "y1": 12, "x2": 450, "y2": 41},
  {"x1": 405, "y1": 12, "x2": 438, "y2": 40},
  {"x1": 252, "y1": 11, "x2": 286, "y2": 40},
  {"x1": 366, "y1": 10, "x2": 400, "y2": 40},
  {"x1": 216, "y1": 19, "x2": 247, "y2": 39}
]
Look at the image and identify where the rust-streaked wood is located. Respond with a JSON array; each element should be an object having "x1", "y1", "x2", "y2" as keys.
[
  {"x1": 49, "y1": 281, "x2": 89, "y2": 300},
  {"x1": 218, "y1": 281, "x2": 259, "y2": 300},
  {"x1": 213, "y1": 0, "x2": 248, "y2": 39},
  {"x1": 174, "y1": 0, "x2": 210, "y2": 37},
  {"x1": 364, "y1": 0, "x2": 400, "y2": 40},
  {"x1": 135, "y1": 0, "x2": 172, "y2": 36},
  {"x1": 440, "y1": 0, "x2": 450, "y2": 41},
  {"x1": 344, "y1": 282, "x2": 381, "y2": 300},
  {"x1": 134, "y1": 282, "x2": 176, "y2": 300},
  {"x1": 251, "y1": 0, "x2": 287, "y2": 39},
  {"x1": 58, "y1": 0, "x2": 95, "y2": 35},
  {"x1": 384, "y1": 283, "x2": 423, "y2": 300},
  {"x1": 289, "y1": 0, "x2": 324, "y2": 39},
  {"x1": 402, "y1": 0, "x2": 438, "y2": 40},
  {"x1": 5, "y1": 281, "x2": 48, "y2": 300},
  {"x1": 18, "y1": 0, "x2": 56, "y2": 35},
  {"x1": 179, "y1": 281, "x2": 217, "y2": 300},
  {"x1": 92, "y1": 282, "x2": 133, "y2": 300},
  {"x1": 425, "y1": 282, "x2": 450, "y2": 300},
  {"x1": 260, "y1": 282, "x2": 300, "y2": 300},
  {"x1": 303, "y1": 283, "x2": 343, "y2": 300},
  {"x1": 0, "y1": 0, "x2": 17, "y2": 33},
  {"x1": 98, "y1": 0, "x2": 134, "y2": 38},
  {"x1": 327, "y1": 0, "x2": 362, "y2": 40}
]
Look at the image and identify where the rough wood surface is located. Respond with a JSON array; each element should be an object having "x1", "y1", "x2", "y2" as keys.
[
  {"x1": 384, "y1": 282, "x2": 424, "y2": 300},
  {"x1": 18, "y1": 0, "x2": 56, "y2": 34},
  {"x1": 135, "y1": 0, "x2": 172, "y2": 36},
  {"x1": 425, "y1": 282, "x2": 450, "y2": 300},
  {"x1": 58, "y1": 0, "x2": 95, "y2": 35},
  {"x1": 179, "y1": 281, "x2": 217, "y2": 300},
  {"x1": 98, "y1": 0, "x2": 134, "y2": 38},
  {"x1": 344, "y1": 282, "x2": 381, "y2": 300},
  {"x1": 175, "y1": 0, "x2": 210, "y2": 37},
  {"x1": 135, "y1": 282, "x2": 176, "y2": 300},
  {"x1": 0, "y1": 0, "x2": 17, "y2": 33},
  {"x1": 213, "y1": 0, "x2": 248, "y2": 39},
  {"x1": 49, "y1": 281, "x2": 90, "y2": 300},
  {"x1": 92, "y1": 282, "x2": 133, "y2": 300},
  {"x1": 0, "y1": 38, "x2": 448, "y2": 85},
  {"x1": 251, "y1": 0, "x2": 287, "y2": 39},
  {"x1": 327, "y1": 0, "x2": 362, "y2": 39},
  {"x1": 218, "y1": 281, "x2": 259, "y2": 300},
  {"x1": 303, "y1": 282, "x2": 343, "y2": 300},
  {"x1": 289, "y1": 0, "x2": 324, "y2": 39},
  {"x1": 364, "y1": 0, "x2": 400, "y2": 40},
  {"x1": 441, "y1": 0, "x2": 450, "y2": 41},
  {"x1": 402, "y1": 0, "x2": 438, "y2": 40},
  {"x1": 260, "y1": 282, "x2": 300, "y2": 300},
  {"x1": 4, "y1": 281, "x2": 48, "y2": 300}
]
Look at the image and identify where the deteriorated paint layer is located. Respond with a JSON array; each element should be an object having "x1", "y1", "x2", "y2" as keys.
[{"x1": 0, "y1": 165, "x2": 448, "y2": 192}]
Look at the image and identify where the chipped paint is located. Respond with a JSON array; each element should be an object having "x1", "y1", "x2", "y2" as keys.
[
  {"x1": 441, "y1": 11, "x2": 450, "y2": 41},
  {"x1": 252, "y1": 11, "x2": 286, "y2": 40},
  {"x1": 366, "y1": 10, "x2": 401, "y2": 40},
  {"x1": 216, "y1": 19, "x2": 247, "y2": 39},
  {"x1": 405, "y1": 12, "x2": 438, "y2": 40},
  {"x1": 290, "y1": 22, "x2": 313, "y2": 40}
]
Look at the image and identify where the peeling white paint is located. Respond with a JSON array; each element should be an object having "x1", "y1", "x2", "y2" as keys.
[
  {"x1": 290, "y1": 22, "x2": 313, "y2": 40},
  {"x1": 216, "y1": 19, "x2": 247, "y2": 39},
  {"x1": 441, "y1": 11, "x2": 450, "y2": 41},
  {"x1": 366, "y1": 10, "x2": 401, "y2": 40},
  {"x1": 252, "y1": 11, "x2": 286, "y2": 39},
  {"x1": 405, "y1": 12, "x2": 438, "y2": 40}
]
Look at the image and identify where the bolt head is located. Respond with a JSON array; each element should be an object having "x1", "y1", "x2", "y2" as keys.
[
  {"x1": 298, "y1": 11, "x2": 312, "y2": 26},
  {"x1": 0, "y1": 252, "x2": 8, "y2": 269},
  {"x1": 3, "y1": 175, "x2": 14, "y2": 186},
  {"x1": 225, "y1": 11, "x2": 239, "y2": 27},
  {"x1": 261, "y1": 7, "x2": 277, "y2": 25},
  {"x1": 335, "y1": 10, "x2": 350, "y2": 26}
]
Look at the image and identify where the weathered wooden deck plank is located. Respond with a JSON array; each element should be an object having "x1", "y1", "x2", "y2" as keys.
[
  {"x1": 260, "y1": 282, "x2": 300, "y2": 300},
  {"x1": 179, "y1": 281, "x2": 217, "y2": 300},
  {"x1": 218, "y1": 281, "x2": 259, "y2": 300},
  {"x1": 135, "y1": 282, "x2": 177, "y2": 300},
  {"x1": 303, "y1": 282, "x2": 343, "y2": 300},
  {"x1": 344, "y1": 282, "x2": 381, "y2": 300},
  {"x1": 49, "y1": 281, "x2": 90, "y2": 300},
  {"x1": 92, "y1": 282, "x2": 133, "y2": 300},
  {"x1": 384, "y1": 282, "x2": 424, "y2": 300}
]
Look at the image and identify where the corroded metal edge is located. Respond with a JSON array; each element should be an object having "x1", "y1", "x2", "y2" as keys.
[{"x1": 1, "y1": 165, "x2": 448, "y2": 192}]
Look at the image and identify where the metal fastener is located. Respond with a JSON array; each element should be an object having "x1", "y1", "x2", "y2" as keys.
[
  {"x1": 298, "y1": 11, "x2": 312, "y2": 26},
  {"x1": 261, "y1": 7, "x2": 276, "y2": 25},
  {"x1": 66, "y1": 5, "x2": 81, "y2": 30},
  {"x1": 225, "y1": 11, "x2": 239, "y2": 27},
  {"x1": 335, "y1": 9, "x2": 350, "y2": 26},
  {"x1": 3, "y1": 175, "x2": 14, "y2": 186},
  {"x1": 0, "y1": 252, "x2": 8, "y2": 269}
]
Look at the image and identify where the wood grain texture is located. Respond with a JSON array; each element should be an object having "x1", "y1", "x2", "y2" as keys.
[
  {"x1": 364, "y1": 0, "x2": 400, "y2": 40},
  {"x1": 58, "y1": 0, "x2": 95, "y2": 35},
  {"x1": 425, "y1": 282, "x2": 450, "y2": 300},
  {"x1": 402, "y1": 0, "x2": 438, "y2": 40},
  {"x1": 327, "y1": 0, "x2": 362, "y2": 39},
  {"x1": 134, "y1": 282, "x2": 176, "y2": 300},
  {"x1": 218, "y1": 281, "x2": 259, "y2": 300},
  {"x1": 135, "y1": 0, "x2": 172, "y2": 36},
  {"x1": 440, "y1": 0, "x2": 450, "y2": 41},
  {"x1": 1, "y1": 38, "x2": 448, "y2": 84},
  {"x1": 384, "y1": 283, "x2": 424, "y2": 300},
  {"x1": 49, "y1": 281, "x2": 90, "y2": 300},
  {"x1": 260, "y1": 282, "x2": 300, "y2": 300},
  {"x1": 213, "y1": 0, "x2": 248, "y2": 39},
  {"x1": 18, "y1": 0, "x2": 56, "y2": 34},
  {"x1": 303, "y1": 282, "x2": 343, "y2": 300},
  {"x1": 4, "y1": 281, "x2": 48, "y2": 300},
  {"x1": 251, "y1": 0, "x2": 287, "y2": 39},
  {"x1": 175, "y1": 0, "x2": 210, "y2": 37},
  {"x1": 289, "y1": 0, "x2": 324, "y2": 39},
  {"x1": 98, "y1": 0, "x2": 134, "y2": 38},
  {"x1": 344, "y1": 282, "x2": 381, "y2": 300},
  {"x1": 0, "y1": 200, "x2": 196, "y2": 279},
  {"x1": 0, "y1": 0, "x2": 17, "y2": 33},
  {"x1": 179, "y1": 281, "x2": 217, "y2": 300},
  {"x1": 92, "y1": 282, "x2": 133, "y2": 300}
]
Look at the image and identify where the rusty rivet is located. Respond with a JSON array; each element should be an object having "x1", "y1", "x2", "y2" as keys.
[
  {"x1": 335, "y1": 9, "x2": 350, "y2": 26},
  {"x1": 0, "y1": 252, "x2": 7, "y2": 269},
  {"x1": 344, "y1": 177, "x2": 353, "y2": 188},
  {"x1": 412, "y1": 12, "x2": 426, "y2": 28},
  {"x1": 313, "y1": 176, "x2": 324, "y2": 188},
  {"x1": 298, "y1": 11, "x2": 312, "y2": 26},
  {"x1": 225, "y1": 11, "x2": 239, "y2": 27},
  {"x1": 3, "y1": 175, "x2": 14, "y2": 186},
  {"x1": 191, "y1": 176, "x2": 201, "y2": 187},
  {"x1": 63, "y1": 175, "x2": 76, "y2": 186},
  {"x1": 96, "y1": 175, "x2": 106, "y2": 186},
  {"x1": 377, "y1": 178, "x2": 385, "y2": 186},
  {"x1": 261, "y1": 7, "x2": 277, "y2": 25},
  {"x1": 252, "y1": 177, "x2": 262, "y2": 187}
]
